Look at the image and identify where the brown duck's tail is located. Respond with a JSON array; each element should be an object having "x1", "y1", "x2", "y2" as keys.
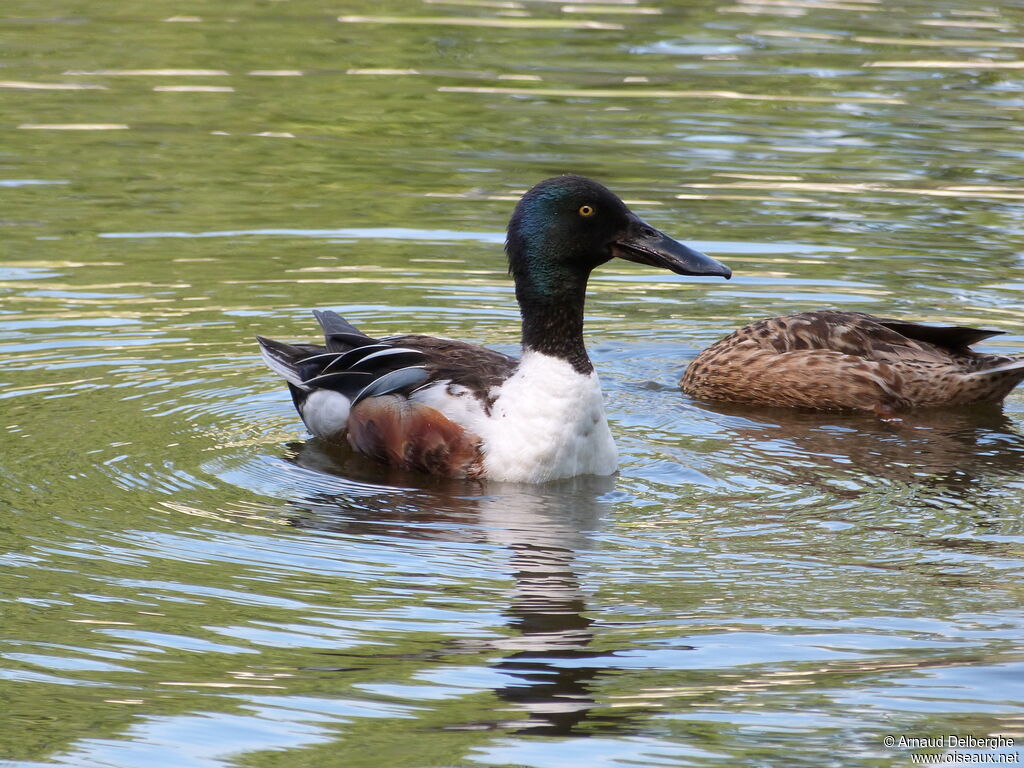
[
  {"x1": 965, "y1": 359, "x2": 1024, "y2": 380},
  {"x1": 957, "y1": 358, "x2": 1024, "y2": 405}
]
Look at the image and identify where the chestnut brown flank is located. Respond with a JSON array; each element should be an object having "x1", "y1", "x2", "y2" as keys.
[{"x1": 348, "y1": 395, "x2": 484, "y2": 478}]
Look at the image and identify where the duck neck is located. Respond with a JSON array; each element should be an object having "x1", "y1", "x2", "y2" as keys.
[{"x1": 516, "y1": 269, "x2": 594, "y2": 375}]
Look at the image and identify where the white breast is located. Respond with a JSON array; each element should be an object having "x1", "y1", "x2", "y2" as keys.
[{"x1": 416, "y1": 351, "x2": 617, "y2": 483}]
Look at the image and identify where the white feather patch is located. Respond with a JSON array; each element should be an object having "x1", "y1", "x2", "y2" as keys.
[
  {"x1": 414, "y1": 351, "x2": 617, "y2": 483},
  {"x1": 299, "y1": 389, "x2": 351, "y2": 439}
]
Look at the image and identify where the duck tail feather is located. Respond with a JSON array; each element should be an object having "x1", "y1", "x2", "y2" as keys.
[
  {"x1": 256, "y1": 336, "x2": 309, "y2": 389},
  {"x1": 876, "y1": 320, "x2": 1005, "y2": 350},
  {"x1": 965, "y1": 358, "x2": 1024, "y2": 380},
  {"x1": 313, "y1": 309, "x2": 362, "y2": 336},
  {"x1": 313, "y1": 310, "x2": 377, "y2": 351}
]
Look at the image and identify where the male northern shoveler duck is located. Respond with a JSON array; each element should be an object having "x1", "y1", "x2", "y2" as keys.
[
  {"x1": 258, "y1": 175, "x2": 731, "y2": 482},
  {"x1": 681, "y1": 310, "x2": 1024, "y2": 416}
]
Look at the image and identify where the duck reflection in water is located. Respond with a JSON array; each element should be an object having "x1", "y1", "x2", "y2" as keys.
[
  {"x1": 282, "y1": 440, "x2": 668, "y2": 735},
  {"x1": 696, "y1": 399, "x2": 1024, "y2": 504}
]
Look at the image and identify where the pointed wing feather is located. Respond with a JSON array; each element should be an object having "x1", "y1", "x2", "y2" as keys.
[
  {"x1": 352, "y1": 366, "x2": 431, "y2": 406},
  {"x1": 304, "y1": 370, "x2": 375, "y2": 397},
  {"x1": 872, "y1": 317, "x2": 1004, "y2": 351},
  {"x1": 321, "y1": 344, "x2": 400, "y2": 373},
  {"x1": 386, "y1": 334, "x2": 518, "y2": 403},
  {"x1": 349, "y1": 348, "x2": 426, "y2": 373},
  {"x1": 302, "y1": 347, "x2": 427, "y2": 388}
]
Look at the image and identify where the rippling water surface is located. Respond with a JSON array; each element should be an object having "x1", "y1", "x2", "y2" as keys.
[{"x1": 3, "y1": 0, "x2": 1024, "y2": 766}]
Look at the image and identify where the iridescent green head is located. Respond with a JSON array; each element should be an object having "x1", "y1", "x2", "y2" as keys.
[{"x1": 506, "y1": 175, "x2": 731, "y2": 296}]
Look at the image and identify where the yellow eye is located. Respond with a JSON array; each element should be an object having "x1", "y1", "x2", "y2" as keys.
[{"x1": 579, "y1": 204, "x2": 595, "y2": 217}]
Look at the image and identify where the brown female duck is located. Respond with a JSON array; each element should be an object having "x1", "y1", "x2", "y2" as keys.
[{"x1": 681, "y1": 310, "x2": 1024, "y2": 416}]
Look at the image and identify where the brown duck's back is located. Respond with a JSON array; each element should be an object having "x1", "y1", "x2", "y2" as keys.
[{"x1": 681, "y1": 311, "x2": 1024, "y2": 413}]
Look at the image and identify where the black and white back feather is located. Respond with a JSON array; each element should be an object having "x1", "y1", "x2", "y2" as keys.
[{"x1": 257, "y1": 310, "x2": 518, "y2": 425}]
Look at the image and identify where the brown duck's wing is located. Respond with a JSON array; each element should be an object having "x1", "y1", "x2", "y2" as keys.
[
  {"x1": 868, "y1": 317, "x2": 1005, "y2": 351},
  {"x1": 732, "y1": 311, "x2": 980, "y2": 365}
]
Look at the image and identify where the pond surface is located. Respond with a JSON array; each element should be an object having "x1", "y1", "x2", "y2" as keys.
[{"x1": 3, "y1": 0, "x2": 1024, "y2": 766}]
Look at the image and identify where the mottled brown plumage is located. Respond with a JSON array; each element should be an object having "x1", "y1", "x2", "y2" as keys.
[{"x1": 681, "y1": 311, "x2": 1024, "y2": 413}]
